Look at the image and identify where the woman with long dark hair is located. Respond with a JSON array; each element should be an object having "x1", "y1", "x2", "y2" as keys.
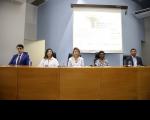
[{"x1": 39, "y1": 48, "x2": 59, "y2": 67}]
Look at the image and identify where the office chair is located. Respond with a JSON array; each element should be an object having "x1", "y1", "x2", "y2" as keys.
[
  {"x1": 53, "y1": 52, "x2": 57, "y2": 58},
  {"x1": 68, "y1": 53, "x2": 72, "y2": 60},
  {"x1": 94, "y1": 52, "x2": 99, "y2": 66},
  {"x1": 123, "y1": 55, "x2": 130, "y2": 66}
]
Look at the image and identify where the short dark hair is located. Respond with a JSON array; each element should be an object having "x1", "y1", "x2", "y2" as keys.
[
  {"x1": 98, "y1": 50, "x2": 105, "y2": 55},
  {"x1": 130, "y1": 48, "x2": 136, "y2": 52},
  {"x1": 44, "y1": 48, "x2": 54, "y2": 59},
  {"x1": 16, "y1": 44, "x2": 24, "y2": 49}
]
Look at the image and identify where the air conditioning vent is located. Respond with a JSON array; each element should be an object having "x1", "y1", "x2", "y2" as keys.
[
  {"x1": 134, "y1": 7, "x2": 150, "y2": 18},
  {"x1": 27, "y1": 0, "x2": 48, "y2": 6}
]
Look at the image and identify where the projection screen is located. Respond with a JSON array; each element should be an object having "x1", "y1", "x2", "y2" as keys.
[{"x1": 73, "y1": 7, "x2": 123, "y2": 53}]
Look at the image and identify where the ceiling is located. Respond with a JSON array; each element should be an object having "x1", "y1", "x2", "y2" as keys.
[
  {"x1": 27, "y1": 0, "x2": 150, "y2": 8},
  {"x1": 26, "y1": 0, "x2": 150, "y2": 8},
  {"x1": 132, "y1": 0, "x2": 150, "y2": 9}
]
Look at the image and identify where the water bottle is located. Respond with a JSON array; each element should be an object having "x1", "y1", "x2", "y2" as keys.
[
  {"x1": 45, "y1": 64, "x2": 48, "y2": 67},
  {"x1": 29, "y1": 59, "x2": 32, "y2": 66},
  {"x1": 62, "y1": 62, "x2": 66, "y2": 67},
  {"x1": 128, "y1": 61, "x2": 132, "y2": 67}
]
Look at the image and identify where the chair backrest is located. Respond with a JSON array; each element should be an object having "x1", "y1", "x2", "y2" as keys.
[
  {"x1": 123, "y1": 55, "x2": 130, "y2": 65},
  {"x1": 95, "y1": 52, "x2": 99, "y2": 59},
  {"x1": 94, "y1": 52, "x2": 99, "y2": 66},
  {"x1": 68, "y1": 53, "x2": 72, "y2": 60},
  {"x1": 53, "y1": 52, "x2": 56, "y2": 58}
]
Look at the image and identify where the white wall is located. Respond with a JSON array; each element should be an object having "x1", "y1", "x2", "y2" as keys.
[
  {"x1": 0, "y1": 0, "x2": 26, "y2": 65},
  {"x1": 142, "y1": 17, "x2": 150, "y2": 65}
]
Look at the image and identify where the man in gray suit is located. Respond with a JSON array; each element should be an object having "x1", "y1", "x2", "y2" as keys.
[{"x1": 125, "y1": 48, "x2": 143, "y2": 66}]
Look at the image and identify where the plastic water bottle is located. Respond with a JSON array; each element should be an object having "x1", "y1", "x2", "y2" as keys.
[
  {"x1": 29, "y1": 59, "x2": 32, "y2": 66},
  {"x1": 45, "y1": 64, "x2": 48, "y2": 67},
  {"x1": 62, "y1": 62, "x2": 66, "y2": 67},
  {"x1": 128, "y1": 61, "x2": 132, "y2": 67}
]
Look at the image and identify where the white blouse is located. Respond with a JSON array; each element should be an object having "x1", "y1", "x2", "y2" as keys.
[
  {"x1": 39, "y1": 57, "x2": 59, "y2": 67},
  {"x1": 68, "y1": 57, "x2": 84, "y2": 67},
  {"x1": 95, "y1": 59, "x2": 109, "y2": 66}
]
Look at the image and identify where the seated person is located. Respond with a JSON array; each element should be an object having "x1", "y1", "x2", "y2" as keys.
[
  {"x1": 125, "y1": 48, "x2": 143, "y2": 66},
  {"x1": 39, "y1": 48, "x2": 59, "y2": 67},
  {"x1": 95, "y1": 51, "x2": 109, "y2": 66},
  {"x1": 67, "y1": 47, "x2": 84, "y2": 67},
  {"x1": 9, "y1": 44, "x2": 30, "y2": 65}
]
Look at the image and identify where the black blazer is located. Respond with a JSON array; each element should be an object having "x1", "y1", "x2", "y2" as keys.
[{"x1": 125, "y1": 56, "x2": 143, "y2": 66}]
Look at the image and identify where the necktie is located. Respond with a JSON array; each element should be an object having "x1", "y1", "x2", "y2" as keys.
[{"x1": 17, "y1": 54, "x2": 21, "y2": 65}]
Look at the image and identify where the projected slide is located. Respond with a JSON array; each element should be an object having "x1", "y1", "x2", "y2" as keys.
[{"x1": 73, "y1": 8, "x2": 123, "y2": 53}]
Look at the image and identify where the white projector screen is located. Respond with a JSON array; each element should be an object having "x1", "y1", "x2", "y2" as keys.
[{"x1": 73, "y1": 7, "x2": 123, "y2": 53}]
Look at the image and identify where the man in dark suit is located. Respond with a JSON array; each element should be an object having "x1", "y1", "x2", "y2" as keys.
[
  {"x1": 125, "y1": 48, "x2": 143, "y2": 66},
  {"x1": 9, "y1": 44, "x2": 30, "y2": 65}
]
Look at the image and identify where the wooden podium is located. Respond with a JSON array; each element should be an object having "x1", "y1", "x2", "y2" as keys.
[{"x1": 0, "y1": 66, "x2": 150, "y2": 100}]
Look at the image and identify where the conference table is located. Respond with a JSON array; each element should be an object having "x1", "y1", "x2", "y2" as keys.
[{"x1": 0, "y1": 65, "x2": 150, "y2": 100}]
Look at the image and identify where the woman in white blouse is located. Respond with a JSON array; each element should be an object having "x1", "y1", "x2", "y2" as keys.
[
  {"x1": 95, "y1": 51, "x2": 109, "y2": 66},
  {"x1": 68, "y1": 47, "x2": 84, "y2": 67},
  {"x1": 39, "y1": 48, "x2": 59, "y2": 67}
]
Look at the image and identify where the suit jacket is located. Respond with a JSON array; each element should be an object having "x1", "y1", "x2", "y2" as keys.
[
  {"x1": 125, "y1": 56, "x2": 143, "y2": 66},
  {"x1": 9, "y1": 52, "x2": 30, "y2": 65}
]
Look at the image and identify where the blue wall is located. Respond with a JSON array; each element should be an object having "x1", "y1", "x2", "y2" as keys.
[{"x1": 38, "y1": 0, "x2": 144, "y2": 66}]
